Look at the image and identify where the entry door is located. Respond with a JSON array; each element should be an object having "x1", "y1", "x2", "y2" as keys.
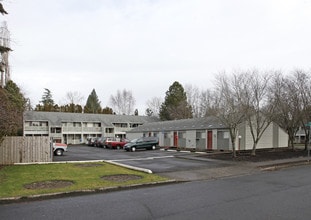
[
  {"x1": 207, "y1": 131, "x2": 213, "y2": 150},
  {"x1": 173, "y1": 132, "x2": 178, "y2": 147}
]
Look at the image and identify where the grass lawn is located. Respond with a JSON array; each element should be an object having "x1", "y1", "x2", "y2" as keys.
[{"x1": 0, "y1": 162, "x2": 169, "y2": 199}]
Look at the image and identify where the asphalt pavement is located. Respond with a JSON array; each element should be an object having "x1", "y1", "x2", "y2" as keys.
[
  {"x1": 55, "y1": 145, "x2": 311, "y2": 181},
  {"x1": 159, "y1": 155, "x2": 311, "y2": 181}
]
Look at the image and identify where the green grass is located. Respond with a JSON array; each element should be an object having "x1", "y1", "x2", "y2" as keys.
[{"x1": 0, "y1": 162, "x2": 168, "y2": 199}]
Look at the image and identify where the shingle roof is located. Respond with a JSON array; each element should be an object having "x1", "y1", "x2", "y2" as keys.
[
  {"x1": 128, "y1": 116, "x2": 227, "y2": 132},
  {"x1": 23, "y1": 111, "x2": 159, "y2": 126}
]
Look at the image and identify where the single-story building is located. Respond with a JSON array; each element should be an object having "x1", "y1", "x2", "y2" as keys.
[{"x1": 126, "y1": 116, "x2": 288, "y2": 151}]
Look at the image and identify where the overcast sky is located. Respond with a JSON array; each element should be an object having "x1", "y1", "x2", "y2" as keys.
[{"x1": 4, "y1": 0, "x2": 311, "y2": 114}]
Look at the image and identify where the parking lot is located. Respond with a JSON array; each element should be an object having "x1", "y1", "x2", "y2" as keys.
[{"x1": 53, "y1": 145, "x2": 235, "y2": 178}]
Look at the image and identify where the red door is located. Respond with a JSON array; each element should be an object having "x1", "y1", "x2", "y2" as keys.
[
  {"x1": 174, "y1": 132, "x2": 178, "y2": 147},
  {"x1": 207, "y1": 131, "x2": 213, "y2": 150}
]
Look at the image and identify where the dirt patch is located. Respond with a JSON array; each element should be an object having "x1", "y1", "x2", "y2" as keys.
[
  {"x1": 24, "y1": 180, "x2": 74, "y2": 190},
  {"x1": 101, "y1": 174, "x2": 142, "y2": 182},
  {"x1": 75, "y1": 163, "x2": 104, "y2": 167},
  {"x1": 202, "y1": 148, "x2": 308, "y2": 162}
]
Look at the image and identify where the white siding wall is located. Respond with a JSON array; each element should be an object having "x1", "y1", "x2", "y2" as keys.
[
  {"x1": 256, "y1": 124, "x2": 273, "y2": 149},
  {"x1": 278, "y1": 128, "x2": 288, "y2": 147},
  {"x1": 244, "y1": 123, "x2": 273, "y2": 150},
  {"x1": 212, "y1": 129, "x2": 217, "y2": 150}
]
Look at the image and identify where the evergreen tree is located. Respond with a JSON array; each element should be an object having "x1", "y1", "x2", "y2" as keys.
[
  {"x1": 35, "y1": 88, "x2": 56, "y2": 111},
  {"x1": 84, "y1": 89, "x2": 102, "y2": 113},
  {"x1": 0, "y1": 80, "x2": 26, "y2": 139},
  {"x1": 134, "y1": 109, "x2": 138, "y2": 116},
  {"x1": 102, "y1": 106, "x2": 114, "y2": 114},
  {"x1": 5, "y1": 80, "x2": 26, "y2": 110},
  {"x1": 159, "y1": 81, "x2": 193, "y2": 120},
  {"x1": 60, "y1": 103, "x2": 83, "y2": 113},
  {"x1": 41, "y1": 88, "x2": 54, "y2": 105}
]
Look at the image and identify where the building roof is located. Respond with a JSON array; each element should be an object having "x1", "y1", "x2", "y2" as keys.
[
  {"x1": 128, "y1": 116, "x2": 227, "y2": 133},
  {"x1": 24, "y1": 111, "x2": 159, "y2": 127}
]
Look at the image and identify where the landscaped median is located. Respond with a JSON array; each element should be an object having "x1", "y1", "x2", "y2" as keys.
[{"x1": 0, "y1": 162, "x2": 170, "y2": 201}]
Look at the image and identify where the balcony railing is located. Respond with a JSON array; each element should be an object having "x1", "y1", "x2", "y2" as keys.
[
  {"x1": 62, "y1": 127, "x2": 102, "y2": 133},
  {"x1": 24, "y1": 126, "x2": 49, "y2": 132}
]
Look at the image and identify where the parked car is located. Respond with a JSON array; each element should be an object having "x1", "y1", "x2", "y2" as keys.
[
  {"x1": 95, "y1": 137, "x2": 107, "y2": 147},
  {"x1": 95, "y1": 137, "x2": 104, "y2": 147},
  {"x1": 86, "y1": 137, "x2": 97, "y2": 146},
  {"x1": 53, "y1": 143, "x2": 68, "y2": 156},
  {"x1": 104, "y1": 137, "x2": 129, "y2": 149},
  {"x1": 124, "y1": 137, "x2": 159, "y2": 152}
]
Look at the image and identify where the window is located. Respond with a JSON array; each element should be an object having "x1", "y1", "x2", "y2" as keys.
[
  {"x1": 94, "y1": 123, "x2": 101, "y2": 127},
  {"x1": 105, "y1": 128, "x2": 114, "y2": 133},
  {"x1": 130, "y1": 123, "x2": 142, "y2": 128},
  {"x1": 73, "y1": 122, "x2": 81, "y2": 127},
  {"x1": 121, "y1": 123, "x2": 128, "y2": 128},
  {"x1": 51, "y1": 127, "x2": 61, "y2": 133},
  {"x1": 32, "y1": 122, "x2": 40, "y2": 126},
  {"x1": 196, "y1": 132, "x2": 202, "y2": 139}
]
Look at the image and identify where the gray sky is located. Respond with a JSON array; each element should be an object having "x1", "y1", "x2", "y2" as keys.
[{"x1": 4, "y1": 0, "x2": 311, "y2": 114}]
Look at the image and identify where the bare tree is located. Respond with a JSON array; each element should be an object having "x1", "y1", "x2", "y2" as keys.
[
  {"x1": 145, "y1": 97, "x2": 162, "y2": 117},
  {"x1": 185, "y1": 84, "x2": 201, "y2": 118},
  {"x1": 110, "y1": 89, "x2": 136, "y2": 115},
  {"x1": 270, "y1": 72, "x2": 301, "y2": 150},
  {"x1": 212, "y1": 72, "x2": 247, "y2": 157},
  {"x1": 241, "y1": 70, "x2": 275, "y2": 156},
  {"x1": 200, "y1": 88, "x2": 215, "y2": 117},
  {"x1": 59, "y1": 91, "x2": 84, "y2": 113},
  {"x1": 290, "y1": 69, "x2": 311, "y2": 150},
  {"x1": 65, "y1": 91, "x2": 84, "y2": 105}
]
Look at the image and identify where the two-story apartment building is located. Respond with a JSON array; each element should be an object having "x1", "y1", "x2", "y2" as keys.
[{"x1": 23, "y1": 111, "x2": 159, "y2": 144}]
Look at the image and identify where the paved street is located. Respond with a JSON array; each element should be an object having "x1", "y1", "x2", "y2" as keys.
[{"x1": 1, "y1": 165, "x2": 311, "y2": 219}]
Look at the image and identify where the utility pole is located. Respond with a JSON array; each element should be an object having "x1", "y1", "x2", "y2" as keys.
[{"x1": 0, "y1": 2, "x2": 10, "y2": 88}]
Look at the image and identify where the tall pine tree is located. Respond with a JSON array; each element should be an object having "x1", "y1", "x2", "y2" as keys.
[
  {"x1": 84, "y1": 89, "x2": 102, "y2": 113},
  {"x1": 159, "y1": 81, "x2": 192, "y2": 120},
  {"x1": 35, "y1": 88, "x2": 56, "y2": 111}
]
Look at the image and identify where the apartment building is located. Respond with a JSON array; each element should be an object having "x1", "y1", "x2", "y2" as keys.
[{"x1": 23, "y1": 111, "x2": 159, "y2": 144}]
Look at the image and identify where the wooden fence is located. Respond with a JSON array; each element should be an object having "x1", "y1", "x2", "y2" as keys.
[{"x1": 0, "y1": 136, "x2": 52, "y2": 165}]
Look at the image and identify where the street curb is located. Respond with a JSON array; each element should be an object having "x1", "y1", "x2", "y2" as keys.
[
  {"x1": 0, "y1": 179, "x2": 180, "y2": 204},
  {"x1": 15, "y1": 160, "x2": 153, "y2": 174},
  {"x1": 104, "y1": 160, "x2": 153, "y2": 174},
  {"x1": 259, "y1": 160, "x2": 311, "y2": 171}
]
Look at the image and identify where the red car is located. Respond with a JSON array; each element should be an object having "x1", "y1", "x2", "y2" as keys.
[{"x1": 104, "y1": 138, "x2": 129, "y2": 149}]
